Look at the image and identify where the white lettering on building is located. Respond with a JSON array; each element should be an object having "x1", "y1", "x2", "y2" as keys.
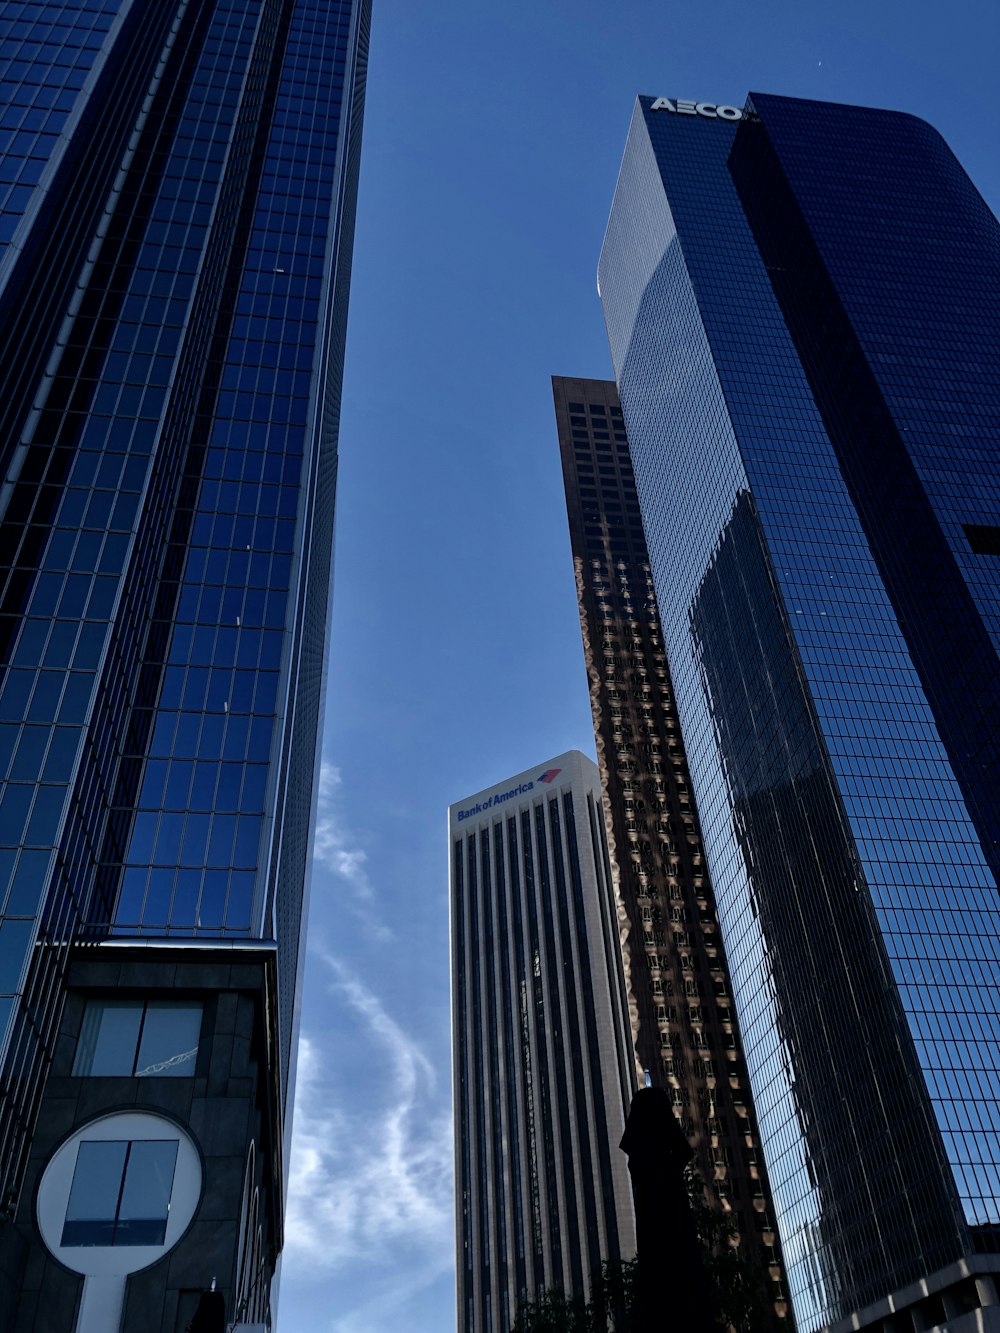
[{"x1": 650, "y1": 98, "x2": 744, "y2": 122}]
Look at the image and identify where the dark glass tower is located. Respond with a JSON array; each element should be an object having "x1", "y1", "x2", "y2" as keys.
[
  {"x1": 0, "y1": 1, "x2": 369, "y2": 1327},
  {"x1": 599, "y1": 94, "x2": 1000, "y2": 1332},
  {"x1": 552, "y1": 375, "x2": 787, "y2": 1325}
]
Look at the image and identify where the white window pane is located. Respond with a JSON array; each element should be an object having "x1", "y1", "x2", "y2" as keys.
[{"x1": 134, "y1": 1003, "x2": 201, "y2": 1077}]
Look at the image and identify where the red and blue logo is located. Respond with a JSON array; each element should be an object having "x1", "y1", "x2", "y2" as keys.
[{"x1": 538, "y1": 769, "x2": 562, "y2": 784}]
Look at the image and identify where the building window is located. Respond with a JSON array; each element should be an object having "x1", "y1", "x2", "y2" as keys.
[
  {"x1": 963, "y1": 523, "x2": 1000, "y2": 555},
  {"x1": 73, "y1": 999, "x2": 202, "y2": 1077},
  {"x1": 61, "y1": 1139, "x2": 179, "y2": 1247}
]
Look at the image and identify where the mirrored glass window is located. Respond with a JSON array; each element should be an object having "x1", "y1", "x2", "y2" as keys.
[
  {"x1": 73, "y1": 999, "x2": 201, "y2": 1077},
  {"x1": 134, "y1": 1003, "x2": 202, "y2": 1077},
  {"x1": 61, "y1": 1139, "x2": 179, "y2": 1247},
  {"x1": 116, "y1": 1141, "x2": 179, "y2": 1244},
  {"x1": 61, "y1": 1140, "x2": 125, "y2": 1247}
]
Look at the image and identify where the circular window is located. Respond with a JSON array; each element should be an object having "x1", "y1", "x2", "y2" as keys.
[{"x1": 36, "y1": 1110, "x2": 202, "y2": 1279}]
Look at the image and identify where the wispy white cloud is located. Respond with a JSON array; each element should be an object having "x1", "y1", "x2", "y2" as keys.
[
  {"x1": 324, "y1": 1265, "x2": 453, "y2": 1333},
  {"x1": 313, "y1": 761, "x2": 373, "y2": 898},
  {"x1": 312, "y1": 761, "x2": 391, "y2": 941},
  {"x1": 284, "y1": 952, "x2": 453, "y2": 1300}
]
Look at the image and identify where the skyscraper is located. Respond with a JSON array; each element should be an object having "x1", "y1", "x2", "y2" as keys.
[
  {"x1": 0, "y1": 1, "x2": 370, "y2": 1327},
  {"x1": 598, "y1": 92, "x2": 1000, "y2": 1332},
  {"x1": 449, "y1": 752, "x2": 635, "y2": 1333},
  {"x1": 552, "y1": 374, "x2": 787, "y2": 1324}
]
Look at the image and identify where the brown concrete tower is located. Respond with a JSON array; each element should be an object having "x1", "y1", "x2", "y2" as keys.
[{"x1": 552, "y1": 375, "x2": 788, "y2": 1325}]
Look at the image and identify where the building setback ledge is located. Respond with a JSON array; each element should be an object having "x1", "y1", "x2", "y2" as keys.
[{"x1": 823, "y1": 1257, "x2": 1000, "y2": 1333}]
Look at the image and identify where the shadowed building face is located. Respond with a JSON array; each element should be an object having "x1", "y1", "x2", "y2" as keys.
[
  {"x1": 0, "y1": 1, "x2": 371, "y2": 1326},
  {"x1": 552, "y1": 374, "x2": 788, "y2": 1325},
  {"x1": 599, "y1": 92, "x2": 1000, "y2": 1332}
]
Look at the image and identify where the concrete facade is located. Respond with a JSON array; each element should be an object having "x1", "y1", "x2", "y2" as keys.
[
  {"x1": 0, "y1": 943, "x2": 278, "y2": 1331},
  {"x1": 449, "y1": 751, "x2": 636, "y2": 1333}
]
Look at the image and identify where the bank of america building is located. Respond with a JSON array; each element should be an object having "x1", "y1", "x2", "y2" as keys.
[
  {"x1": 599, "y1": 94, "x2": 1000, "y2": 1332},
  {"x1": 450, "y1": 752, "x2": 636, "y2": 1333},
  {"x1": 0, "y1": 0, "x2": 369, "y2": 1328}
]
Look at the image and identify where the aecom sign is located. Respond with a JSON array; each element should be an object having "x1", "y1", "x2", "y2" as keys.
[{"x1": 650, "y1": 98, "x2": 744, "y2": 121}]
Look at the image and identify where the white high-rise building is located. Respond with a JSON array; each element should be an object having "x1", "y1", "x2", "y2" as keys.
[{"x1": 449, "y1": 750, "x2": 636, "y2": 1333}]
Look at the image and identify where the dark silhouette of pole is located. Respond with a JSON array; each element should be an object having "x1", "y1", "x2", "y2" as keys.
[{"x1": 620, "y1": 1087, "x2": 715, "y2": 1331}]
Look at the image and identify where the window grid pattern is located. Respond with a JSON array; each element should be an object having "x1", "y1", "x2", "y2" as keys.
[
  {"x1": 450, "y1": 761, "x2": 634, "y2": 1333},
  {"x1": 0, "y1": 0, "x2": 125, "y2": 257},
  {"x1": 0, "y1": 0, "x2": 369, "y2": 1208},
  {"x1": 108, "y1": 0, "x2": 299, "y2": 941},
  {"x1": 598, "y1": 97, "x2": 1000, "y2": 1328},
  {"x1": 552, "y1": 374, "x2": 788, "y2": 1323},
  {"x1": 0, "y1": 0, "x2": 280, "y2": 1197},
  {"x1": 732, "y1": 92, "x2": 1000, "y2": 1241}
]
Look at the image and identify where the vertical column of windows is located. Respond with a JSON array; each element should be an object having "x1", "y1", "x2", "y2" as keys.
[
  {"x1": 89, "y1": 0, "x2": 304, "y2": 946},
  {"x1": 520, "y1": 807, "x2": 560, "y2": 1286},
  {"x1": 107, "y1": 0, "x2": 281, "y2": 939},
  {"x1": 584, "y1": 791, "x2": 635, "y2": 1123},
  {"x1": 95, "y1": 0, "x2": 351, "y2": 945},
  {"x1": 547, "y1": 796, "x2": 602, "y2": 1285},
  {"x1": 479, "y1": 827, "x2": 506, "y2": 1329},
  {"x1": 533, "y1": 801, "x2": 581, "y2": 1297},
  {"x1": 507, "y1": 813, "x2": 542, "y2": 1290},
  {"x1": 465, "y1": 831, "x2": 490, "y2": 1332},
  {"x1": 452, "y1": 838, "x2": 474, "y2": 1324},
  {"x1": 120, "y1": 1, "x2": 355, "y2": 957},
  {"x1": 0, "y1": 0, "x2": 267, "y2": 956},
  {"x1": 569, "y1": 792, "x2": 623, "y2": 1262},
  {"x1": 492, "y1": 819, "x2": 525, "y2": 1313},
  {"x1": 735, "y1": 102, "x2": 1000, "y2": 1247}
]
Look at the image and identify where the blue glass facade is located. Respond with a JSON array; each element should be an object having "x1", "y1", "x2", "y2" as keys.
[
  {"x1": 599, "y1": 95, "x2": 1000, "y2": 1329},
  {"x1": 0, "y1": 0, "x2": 369, "y2": 1208}
]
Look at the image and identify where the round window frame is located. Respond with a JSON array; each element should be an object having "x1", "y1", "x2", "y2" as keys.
[{"x1": 35, "y1": 1109, "x2": 203, "y2": 1278}]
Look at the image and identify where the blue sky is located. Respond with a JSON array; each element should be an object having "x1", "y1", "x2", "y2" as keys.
[{"x1": 276, "y1": 2, "x2": 1000, "y2": 1330}]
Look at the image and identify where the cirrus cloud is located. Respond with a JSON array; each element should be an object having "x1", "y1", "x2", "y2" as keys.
[
  {"x1": 312, "y1": 761, "x2": 392, "y2": 942},
  {"x1": 284, "y1": 951, "x2": 453, "y2": 1286}
]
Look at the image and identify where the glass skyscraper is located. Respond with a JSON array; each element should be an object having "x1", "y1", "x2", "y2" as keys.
[
  {"x1": 552, "y1": 375, "x2": 788, "y2": 1324},
  {"x1": 599, "y1": 93, "x2": 1000, "y2": 1332},
  {"x1": 0, "y1": 1, "x2": 369, "y2": 1327}
]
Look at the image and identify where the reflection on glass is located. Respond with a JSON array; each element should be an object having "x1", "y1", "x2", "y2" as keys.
[
  {"x1": 73, "y1": 999, "x2": 201, "y2": 1076},
  {"x1": 116, "y1": 1141, "x2": 178, "y2": 1244},
  {"x1": 61, "y1": 1139, "x2": 178, "y2": 1247},
  {"x1": 61, "y1": 1140, "x2": 128, "y2": 1247},
  {"x1": 73, "y1": 1000, "x2": 143, "y2": 1076},
  {"x1": 135, "y1": 1003, "x2": 201, "y2": 1077}
]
